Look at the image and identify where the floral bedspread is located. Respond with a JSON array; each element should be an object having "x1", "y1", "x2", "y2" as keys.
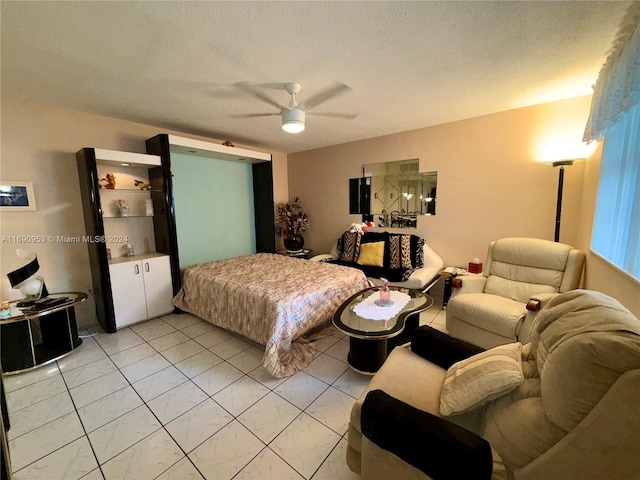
[{"x1": 173, "y1": 253, "x2": 370, "y2": 377}]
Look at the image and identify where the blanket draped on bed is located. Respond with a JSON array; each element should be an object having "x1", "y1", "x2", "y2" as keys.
[{"x1": 173, "y1": 253, "x2": 370, "y2": 377}]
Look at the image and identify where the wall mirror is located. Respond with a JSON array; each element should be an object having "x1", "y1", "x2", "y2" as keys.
[{"x1": 363, "y1": 159, "x2": 437, "y2": 228}]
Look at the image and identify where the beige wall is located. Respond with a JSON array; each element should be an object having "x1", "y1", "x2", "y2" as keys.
[
  {"x1": 2, "y1": 95, "x2": 636, "y2": 326},
  {"x1": 0, "y1": 99, "x2": 288, "y2": 326},
  {"x1": 288, "y1": 95, "x2": 640, "y2": 316}
]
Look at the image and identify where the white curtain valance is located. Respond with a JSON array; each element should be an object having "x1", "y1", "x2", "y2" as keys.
[{"x1": 584, "y1": 2, "x2": 640, "y2": 143}]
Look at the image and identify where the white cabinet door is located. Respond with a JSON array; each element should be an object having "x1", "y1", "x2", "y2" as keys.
[
  {"x1": 109, "y1": 262, "x2": 147, "y2": 328},
  {"x1": 142, "y1": 255, "x2": 174, "y2": 318}
]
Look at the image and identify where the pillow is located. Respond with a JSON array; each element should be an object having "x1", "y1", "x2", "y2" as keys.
[
  {"x1": 361, "y1": 231, "x2": 389, "y2": 267},
  {"x1": 337, "y1": 231, "x2": 362, "y2": 262},
  {"x1": 356, "y1": 241, "x2": 385, "y2": 267},
  {"x1": 412, "y1": 235, "x2": 426, "y2": 268},
  {"x1": 411, "y1": 326, "x2": 485, "y2": 369},
  {"x1": 360, "y1": 231, "x2": 388, "y2": 244},
  {"x1": 440, "y1": 343, "x2": 524, "y2": 416},
  {"x1": 389, "y1": 234, "x2": 412, "y2": 269}
]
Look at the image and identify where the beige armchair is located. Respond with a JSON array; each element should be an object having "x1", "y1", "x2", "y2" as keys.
[
  {"x1": 347, "y1": 290, "x2": 640, "y2": 480},
  {"x1": 446, "y1": 237, "x2": 585, "y2": 349}
]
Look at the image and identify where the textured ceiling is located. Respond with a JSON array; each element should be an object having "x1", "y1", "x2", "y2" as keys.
[{"x1": 1, "y1": 1, "x2": 629, "y2": 154}]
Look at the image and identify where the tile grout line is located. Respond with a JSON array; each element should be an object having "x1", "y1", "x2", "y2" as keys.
[
  {"x1": 10, "y1": 357, "x2": 105, "y2": 478},
  {"x1": 9, "y1": 314, "x2": 367, "y2": 479},
  {"x1": 89, "y1": 322, "x2": 283, "y2": 479},
  {"x1": 155, "y1": 323, "x2": 342, "y2": 479},
  {"x1": 5, "y1": 389, "x2": 73, "y2": 438},
  {"x1": 132, "y1": 316, "x2": 227, "y2": 480},
  {"x1": 57, "y1": 356, "x2": 108, "y2": 480},
  {"x1": 88, "y1": 326, "x2": 203, "y2": 479},
  {"x1": 61, "y1": 327, "x2": 179, "y2": 474},
  {"x1": 9, "y1": 349, "x2": 343, "y2": 476},
  {"x1": 309, "y1": 434, "x2": 345, "y2": 480},
  {"x1": 142, "y1": 322, "x2": 294, "y2": 479},
  {"x1": 11, "y1": 322, "x2": 192, "y2": 474}
]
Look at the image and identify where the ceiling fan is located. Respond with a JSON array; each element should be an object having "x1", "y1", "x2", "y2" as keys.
[{"x1": 232, "y1": 82, "x2": 356, "y2": 133}]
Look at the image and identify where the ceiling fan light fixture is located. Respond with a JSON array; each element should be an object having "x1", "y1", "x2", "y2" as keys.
[{"x1": 281, "y1": 108, "x2": 305, "y2": 133}]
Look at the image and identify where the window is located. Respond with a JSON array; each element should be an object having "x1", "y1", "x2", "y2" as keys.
[{"x1": 591, "y1": 103, "x2": 640, "y2": 280}]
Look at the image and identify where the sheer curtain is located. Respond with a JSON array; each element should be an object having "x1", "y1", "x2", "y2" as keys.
[
  {"x1": 587, "y1": 2, "x2": 640, "y2": 280},
  {"x1": 591, "y1": 103, "x2": 640, "y2": 279},
  {"x1": 584, "y1": 2, "x2": 640, "y2": 143}
]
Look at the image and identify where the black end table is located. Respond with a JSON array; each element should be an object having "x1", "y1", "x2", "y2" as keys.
[{"x1": 1, "y1": 292, "x2": 86, "y2": 374}]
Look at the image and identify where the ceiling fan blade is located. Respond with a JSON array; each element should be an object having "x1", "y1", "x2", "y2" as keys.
[
  {"x1": 234, "y1": 82, "x2": 285, "y2": 110},
  {"x1": 307, "y1": 112, "x2": 358, "y2": 120},
  {"x1": 301, "y1": 82, "x2": 352, "y2": 110},
  {"x1": 156, "y1": 80, "x2": 244, "y2": 98},
  {"x1": 229, "y1": 113, "x2": 281, "y2": 118},
  {"x1": 258, "y1": 83, "x2": 291, "y2": 90}
]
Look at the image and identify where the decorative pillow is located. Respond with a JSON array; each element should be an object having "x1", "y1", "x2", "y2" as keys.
[
  {"x1": 337, "y1": 231, "x2": 362, "y2": 262},
  {"x1": 389, "y1": 234, "x2": 412, "y2": 269},
  {"x1": 360, "y1": 232, "x2": 390, "y2": 267},
  {"x1": 356, "y1": 241, "x2": 385, "y2": 267},
  {"x1": 440, "y1": 343, "x2": 524, "y2": 416},
  {"x1": 360, "y1": 232, "x2": 388, "y2": 244},
  {"x1": 413, "y1": 235, "x2": 426, "y2": 268},
  {"x1": 411, "y1": 326, "x2": 485, "y2": 369}
]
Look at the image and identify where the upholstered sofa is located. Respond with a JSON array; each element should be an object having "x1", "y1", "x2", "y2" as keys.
[
  {"x1": 347, "y1": 289, "x2": 640, "y2": 479},
  {"x1": 312, "y1": 231, "x2": 443, "y2": 292},
  {"x1": 446, "y1": 237, "x2": 585, "y2": 348}
]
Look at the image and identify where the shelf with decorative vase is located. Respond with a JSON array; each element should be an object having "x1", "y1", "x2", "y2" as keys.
[{"x1": 76, "y1": 147, "x2": 176, "y2": 332}]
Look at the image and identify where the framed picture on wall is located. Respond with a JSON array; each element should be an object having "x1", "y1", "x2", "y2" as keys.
[{"x1": 0, "y1": 181, "x2": 36, "y2": 211}]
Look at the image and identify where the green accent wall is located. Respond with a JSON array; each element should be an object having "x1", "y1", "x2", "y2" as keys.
[{"x1": 172, "y1": 153, "x2": 256, "y2": 267}]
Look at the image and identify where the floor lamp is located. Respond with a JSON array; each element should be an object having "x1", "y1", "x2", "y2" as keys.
[{"x1": 551, "y1": 160, "x2": 575, "y2": 242}]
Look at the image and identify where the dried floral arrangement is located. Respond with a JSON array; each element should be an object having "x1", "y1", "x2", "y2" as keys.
[{"x1": 275, "y1": 197, "x2": 309, "y2": 237}]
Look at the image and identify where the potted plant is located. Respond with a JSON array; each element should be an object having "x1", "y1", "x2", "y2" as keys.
[{"x1": 275, "y1": 197, "x2": 309, "y2": 252}]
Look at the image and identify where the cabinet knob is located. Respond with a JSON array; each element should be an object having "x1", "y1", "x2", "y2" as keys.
[
  {"x1": 134, "y1": 264, "x2": 140, "y2": 274},
  {"x1": 145, "y1": 262, "x2": 150, "y2": 272}
]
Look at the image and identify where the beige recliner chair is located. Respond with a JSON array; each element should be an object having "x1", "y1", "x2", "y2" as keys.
[
  {"x1": 446, "y1": 237, "x2": 585, "y2": 349},
  {"x1": 347, "y1": 290, "x2": 640, "y2": 480}
]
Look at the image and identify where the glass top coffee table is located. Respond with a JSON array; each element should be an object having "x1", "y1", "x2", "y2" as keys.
[{"x1": 333, "y1": 286, "x2": 433, "y2": 374}]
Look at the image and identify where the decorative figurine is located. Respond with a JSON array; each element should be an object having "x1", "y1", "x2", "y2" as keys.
[
  {"x1": 379, "y1": 278, "x2": 391, "y2": 305},
  {"x1": 98, "y1": 173, "x2": 116, "y2": 189},
  {"x1": 124, "y1": 244, "x2": 135, "y2": 257}
]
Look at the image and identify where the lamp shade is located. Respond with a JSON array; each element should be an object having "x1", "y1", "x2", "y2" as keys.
[
  {"x1": 7, "y1": 250, "x2": 40, "y2": 288},
  {"x1": 17, "y1": 276, "x2": 44, "y2": 297},
  {"x1": 551, "y1": 159, "x2": 576, "y2": 168},
  {"x1": 7, "y1": 249, "x2": 48, "y2": 299},
  {"x1": 282, "y1": 108, "x2": 305, "y2": 133}
]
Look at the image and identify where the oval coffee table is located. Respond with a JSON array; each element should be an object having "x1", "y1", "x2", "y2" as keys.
[{"x1": 332, "y1": 286, "x2": 433, "y2": 374}]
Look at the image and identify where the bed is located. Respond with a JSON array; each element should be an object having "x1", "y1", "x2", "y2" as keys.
[{"x1": 173, "y1": 253, "x2": 371, "y2": 377}]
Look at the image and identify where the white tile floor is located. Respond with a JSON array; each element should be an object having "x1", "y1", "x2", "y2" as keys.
[{"x1": 4, "y1": 294, "x2": 446, "y2": 480}]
